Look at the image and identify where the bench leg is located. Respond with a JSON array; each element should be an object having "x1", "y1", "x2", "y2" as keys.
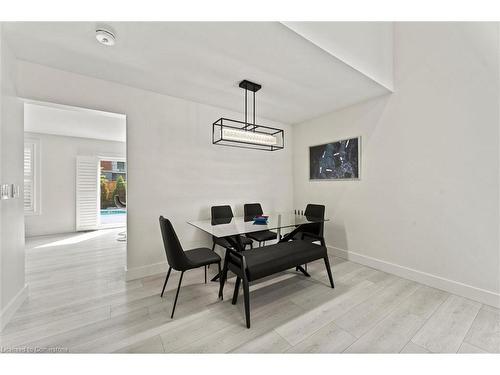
[
  {"x1": 242, "y1": 278, "x2": 251, "y2": 328},
  {"x1": 324, "y1": 256, "x2": 335, "y2": 288},
  {"x1": 232, "y1": 277, "x2": 241, "y2": 305}
]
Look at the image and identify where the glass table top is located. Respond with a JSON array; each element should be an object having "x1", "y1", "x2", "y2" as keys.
[{"x1": 188, "y1": 212, "x2": 329, "y2": 238}]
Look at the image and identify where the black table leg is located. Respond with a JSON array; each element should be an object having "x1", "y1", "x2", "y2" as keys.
[
  {"x1": 217, "y1": 235, "x2": 245, "y2": 296},
  {"x1": 211, "y1": 235, "x2": 245, "y2": 282},
  {"x1": 296, "y1": 265, "x2": 311, "y2": 277}
]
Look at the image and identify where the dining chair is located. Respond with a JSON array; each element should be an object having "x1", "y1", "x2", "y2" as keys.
[
  {"x1": 293, "y1": 204, "x2": 325, "y2": 241},
  {"x1": 211, "y1": 205, "x2": 253, "y2": 251},
  {"x1": 293, "y1": 204, "x2": 325, "y2": 272},
  {"x1": 159, "y1": 216, "x2": 221, "y2": 318},
  {"x1": 243, "y1": 203, "x2": 277, "y2": 246}
]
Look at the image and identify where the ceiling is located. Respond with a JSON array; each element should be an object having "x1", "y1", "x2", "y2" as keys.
[
  {"x1": 5, "y1": 22, "x2": 390, "y2": 124},
  {"x1": 24, "y1": 101, "x2": 126, "y2": 142}
]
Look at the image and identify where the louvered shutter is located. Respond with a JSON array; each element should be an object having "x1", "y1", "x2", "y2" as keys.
[
  {"x1": 76, "y1": 156, "x2": 99, "y2": 231},
  {"x1": 24, "y1": 143, "x2": 35, "y2": 212}
]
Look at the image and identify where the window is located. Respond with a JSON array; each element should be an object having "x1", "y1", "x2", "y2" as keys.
[{"x1": 24, "y1": 139, "x2": 40, "y2": 215}]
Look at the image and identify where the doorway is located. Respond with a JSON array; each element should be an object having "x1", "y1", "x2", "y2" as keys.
[
  {"x1": 99, "y1": 157, "x2": 127, "y2": 229},
  {"x1": 23, "y1": 100, "x2": 127, "y2": 240}
]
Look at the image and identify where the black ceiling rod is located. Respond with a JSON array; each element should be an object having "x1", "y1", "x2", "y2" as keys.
[
  {"x1": 253, "y1": 90, "x2": 256, "y2": 132},
  {"x1": 244, "y1": 86, "x2": 248, "y2": 128},
  {"x1": 239, "y1": 79, "x2": 261, "y2": 130}
]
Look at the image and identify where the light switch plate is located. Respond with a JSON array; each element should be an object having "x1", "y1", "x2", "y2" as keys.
[
  {"x1": 11, "y1": 184, "x2": 20, "y2": 198},
  {"x1": 1, "y1": 184, "x2": 11, "y2": 199}
]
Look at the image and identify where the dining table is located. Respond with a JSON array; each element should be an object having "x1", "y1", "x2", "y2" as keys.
[{"x1": 188, "y1": 211, "x2": 329, "y2": 279}]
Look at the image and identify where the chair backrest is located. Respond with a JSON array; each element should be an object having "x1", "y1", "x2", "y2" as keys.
[
  {"x1": 159, "y1": 216, "x2": 190, "y2": 271},
  {"x1": 211, "y1": 205, "x2": 234, "y2": 224},
  {"x1": 211, "y1": 205, "x2": 234, "y2": 241},
  {"x1": 304, "y1": 204, "x2": 326, "y2": 237},
  {"x1": 244, "y1": 203, "x2": 263, "y2": 222}
]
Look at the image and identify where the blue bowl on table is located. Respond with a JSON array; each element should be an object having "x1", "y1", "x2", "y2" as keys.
[{"x1": 253, "y1": 215, "x2": 269, "y2": 225}]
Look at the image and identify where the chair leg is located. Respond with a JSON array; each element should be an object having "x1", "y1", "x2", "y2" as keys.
[
  {"x1": 242, "y1": 277, "x2": 251, "y2": 328},
  {"x1": 160, "y1": 267, "x2": 172, "y2": 297},
  {"x1": 324, "y1": 256, "x2": 335, "y2": 288},
  {"x1": 171, "y1": 271, "x2": 184, "y2": 319},
  {"x1": 204, "y1": 265, "x2": 207, "y2": 284},
  {"x1": 232, "y1": 277, "x2": 241, "y2": 305},
  {"x1": 207, "y1": 243, "x2": 215, "y2": 270}
]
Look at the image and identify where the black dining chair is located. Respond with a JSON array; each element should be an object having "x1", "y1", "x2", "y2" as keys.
[
  {"x1": 244, "y1": 203, "x2": 277, "y2": 246},
  {"x1": 211, "y1": 205, "x2": 253, "y2": 252},
  {"x1": 293, "y1": 204, "x2": 325, "y2": 241},
  {"x1": 159, "y1": 216, "x2": 221, "y2": 319},
  {"x1": 293, "y1": 204, "x2": 325, "y2": 272}
]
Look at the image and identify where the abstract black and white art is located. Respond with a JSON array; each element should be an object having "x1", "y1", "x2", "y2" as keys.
[{"x1": 309, "y1": 137, "x2": 360, "y2": 180}]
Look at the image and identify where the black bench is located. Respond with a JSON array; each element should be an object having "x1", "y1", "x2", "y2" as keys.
[{"x1": 218, "y1": 233, "x2": 334, "y2": 328}]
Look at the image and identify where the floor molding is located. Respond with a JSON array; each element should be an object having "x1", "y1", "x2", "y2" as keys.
[
  {"x1": 0, "y1": 284, "x2": 29, "y2": 332},
  {"x1": 328, "y1": 246, "x2": 500, "y2": 308},
  {"x1": 126, "y1": 245, "x2": 500, "y2": 308}
]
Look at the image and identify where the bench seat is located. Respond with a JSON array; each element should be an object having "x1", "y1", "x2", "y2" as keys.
[
  {"x1": 218, "y1": 235, "x2": 335, "y2": 328},
  {"x1": 243, "y1": 240, "x2": 327, "y2": 281}
]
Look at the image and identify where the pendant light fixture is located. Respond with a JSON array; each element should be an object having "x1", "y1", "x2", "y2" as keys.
[{"x1": 212, "y1": 80, "x2": 284, "y2": 151}]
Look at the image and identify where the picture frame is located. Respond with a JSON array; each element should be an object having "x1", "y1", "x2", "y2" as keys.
[{"x1": 309, "y1": 136, "x2": 361, "y2": 181}]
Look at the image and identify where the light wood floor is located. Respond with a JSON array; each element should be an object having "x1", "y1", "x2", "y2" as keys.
[{"x1": 1, "y1": 229, "x2": 499, "y2": 353}]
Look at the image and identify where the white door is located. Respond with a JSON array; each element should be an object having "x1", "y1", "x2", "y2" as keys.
[{"x1": 76, "y1": 156, "x2": 99, "y2": 231}]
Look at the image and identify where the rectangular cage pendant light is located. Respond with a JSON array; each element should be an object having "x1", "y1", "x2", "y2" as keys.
[{"x1": 212, "y1": 80, "x2": 284, "y2": 151}]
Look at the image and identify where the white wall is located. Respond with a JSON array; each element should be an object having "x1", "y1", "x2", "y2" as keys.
[
  {"x1": 24, "y1": 102, "x2": 126, "y2": 142},
  {"x1": 293, "y1": 23, "x2": 500, "y2": 307},
  {"x1": 283, "y1": 22, "x2": 394, "y2": 91},
  {"x1": 16, "y1": 61, "x2": 294, "y2": 280},
  {"x1": 0, "y1": 23, "x2": 3, "y2": 326},
  {"x1": 24, "y1": 132, "x2": 126, "y2": 237},
  {"x1": 0, "y1": 26, "x2": 26, "y2": 330}
]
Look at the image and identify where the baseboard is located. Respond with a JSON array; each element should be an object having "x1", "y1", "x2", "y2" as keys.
[
  {"x1": 125, "y1": 261, "x2": 168, "y2": 281},
  {"x1": 0, "y1": 284, "x2": 29, "y2": 332},
  {"x1": 328, "y1": 246, "x2": 500, "y2": 308}
]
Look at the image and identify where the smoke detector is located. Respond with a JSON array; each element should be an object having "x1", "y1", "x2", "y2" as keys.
[{"x1": 95, "y1": 29, "x2": 116, "y2": 46}]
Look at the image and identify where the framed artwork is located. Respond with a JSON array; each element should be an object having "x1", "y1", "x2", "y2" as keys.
[{"x1": 309, "y1": 137, "x2": 360, "y2": 180}]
